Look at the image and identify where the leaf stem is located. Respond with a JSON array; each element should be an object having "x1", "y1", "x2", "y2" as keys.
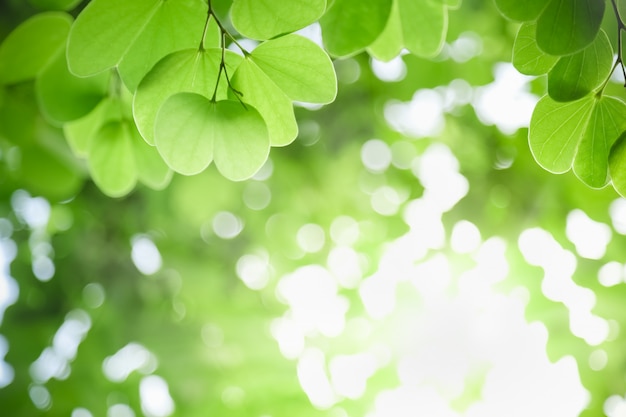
[{"x1": 601, "y1": 0, "x2": 626, "y2": 94}]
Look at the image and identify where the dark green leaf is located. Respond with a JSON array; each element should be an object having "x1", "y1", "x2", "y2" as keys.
[
  {"x1": 0, "y1": 12, "x2": 71, "y2": 84},
  {"x1": 320, "y1": 0, "x2": 393, "y2": 57},
  {"x1": 536, "y1": 0, "x2": 605, "y2": 55},
  {"x1": 548, "y1": 29, "x2": 613, "y2": 102}
]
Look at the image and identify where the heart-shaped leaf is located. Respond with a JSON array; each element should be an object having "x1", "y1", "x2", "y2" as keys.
[
  {"x1": 133, "y1": 48, "x2": 242, "y2": 145},
  {"x1": 231, "y1": 59, "x2": 298, "y2": 146},
  {"x1": 398, "y1": 0, "x2": 446, "y2": 58},
  {"x1": 251, "y1": 34, "x2": 337, "y2": 103},
  {"x1": 154, "y1": 93, "x2": 270, "y2": 180},
  {"x1": 494, "y1": 0, "x2": 548, "y2": 21}
]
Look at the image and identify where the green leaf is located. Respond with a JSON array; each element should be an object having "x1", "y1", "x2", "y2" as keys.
[
  {"x1": 512, "y1": 22, "x2": 558, "y2": 76},
  {"x1": 0, "y1": 12, "x2": 71, "y2": 84},
  {"x1": 574, "y1": 97, "x2": 626, "y2": 188},
  {"x1": 154, "y1": 93, "x2": 269, "y2": 180},
  {"x1": 398, "y1": 0, "x2": 446, "y2": 58},
  {"x1": 609, "y1": 132, "x2": 626, "y2": 197},
  {"x1": 63, "y1": 98, "x2": 119, "y2": 157},
  {"x1": 250, "y1": 34, "x2": 337, "y2": 103},
  {"x1": 117, "y1": 0, "x2": 212, "y2": 91},
  {"x1": 548, "y1": 30, "x2": 613, "y2": 102},
  {"x1": 88, "y1": 121, "x2": 137, "y2": 197},
  {"x1": 67, "y1": 0, "x2": 160, "y2": 76},
  {"x1": 231, "y1": 59, "x2": 298, "y2": 146},
  {"x1": 27, "y1": 0, "x2": 82, "y2": 10},
  {"x1": 494, "y1": 0, "x2": 547, "y2": 21},
  {"x1": 320, "y1": 0, "x2": 392, "y2": 57},
  {"x1": 153, "y1": 93, "x2": 214, "y2": 175},
  {"x1": 133, "y1": 48, "x2": 242, "y2": 145},
  {"x1": 536, "y1": 0, "x2": 605, "y2": 56},
  {"x1": 529, "y1": 94, "x2": 594, "y2": 173},
  {"x1": 36, "y1": 47, "x2": 110, "y2": 124},
  {"x1": 231, "y1": 0, "x2": 326, "y2": 40},
  {"x1": 367, "y1": 0, "x2": 403, "y2": 62},
  {"x1": 443, "y1": 0, "x2": 461, "y2": 9},
  {"x1": 211, "y1": 101, "x2": 270, "y2": 181},
  {"x1": 128, "y1": 122, "x2": 172, "y2": 190}
]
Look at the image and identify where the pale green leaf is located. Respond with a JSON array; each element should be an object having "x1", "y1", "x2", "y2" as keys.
[
  {"x1": 133, "y1": 48, "x2": 242, "y2": 145},
  {"x1": 494, "y1": 0, "x2": 547, "y2": 21},
  {"x1": 36, "y1": 47, "x2": 110, "y2": 124},
  {"x1": 536, "y1": 0, "x2": 605, "y2": 56},
  {"x1": 529, "y1": 95, "x2": 595, "y2": 173},
  {"x1": 67, "y1": 0, "x2": 160, "y2": 76},
  {"x1": 609, "y1": 132, "x2": 626, "y2": 197},
  {"x1": 231, "y1": 0, "x2": 326, "y2": 40},
  {"x1": 154, "y1": 92, "x2": 215, "y2": 175},
  {"x1": 548, "y1": 30, "x2": 613, "y2": 102},
  {"x1": 64, "y1": 99, "x2": 117, "y2": 157},
  {"x1": 154, "y1": 93, "x2": 269, "y2": 180},
  {"x1": 251, "y1": 34, "x2": 337, "y2": 103},
  {"x1": 367, "y1": 0, "x2": 403, "y2": 62},
  {"x1": 88, "y1": 121, "x2": 137, "y2": 197},
  {"x1": 117, "y1": 0, "x2": 212, "y2": 91},
  {"x1": 129, "y1": 121, "x2": 172, "y2": 189},
  {"x1": 574, "y1": 97, "x2": 626, "y2": 188},
  {"x1": 398, "y1": 0, "x2": 446, "y2": 58},
  {"x1": 0, "y1": 12, "x2": 71, "y2": 84},
  {"x1": 231, "y1": 59, "x2": 298, "y2": 146},
  {"x1": 512, "y1": 22, "x2": 558, "y2": 75},
  {"x1": 320, "y1": 0, "x2": 392, "y2": 57},
  {"x1": 212, "y1": 101, "x2": 270, "y2": 181}
]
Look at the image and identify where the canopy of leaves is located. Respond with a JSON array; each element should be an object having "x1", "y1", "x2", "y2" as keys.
[{"x1": 1, "y1": 1, "x2": 626, "y2": 417}]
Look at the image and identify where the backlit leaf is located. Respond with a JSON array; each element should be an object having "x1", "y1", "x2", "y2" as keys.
[
  {"x1": 529, "y1": 95, "x2": 594, "y2": 173},
  {"x1": 154, "y1": 93, "x2": 269, "y2": 180},
  {"x1": 0, "y1": 12, "x2": 71, "y2": 84},
  {"x1": 88, "y1": 121, "x2": 137, "y2": 197},
  {"x1": 36, "y1": 47, "x2": 110, "y2": 124},
  {"x1": 368, "y1": 0, "x2": 403, "y2": 62},
  {"x1": 133, "y1": 48, "x2": 242, "y2": 145},
  {"x1": 251, "y1": 34, "x2": 337, "y2": 103},
  {"x1": 536, "y1": 0, "x2": 605, "y2": 56},
  {"x1": 231, "y1": 58, "x2": 298, "y2": 146},
  {"x1": 398, "y1": 0, "x2": 446, "y2": 58},
  {"x1": 512, "y1": 23, "x2": 558, "y2": 76},
  {"x1": 154, "y1": 92, "x2": 215, "y2": 175},
  {"x1": 211, "y1": 101, "x2": 270, "y2": 181},
  {"x1": 67, "y1": 0, "x2": 160, "y2": 76},
  {"x1": 494, "y1": 0, "x2": 547, "y2": 21},
  {"x1": 320, "y1": 0, "x2": 392, "y2": 57},
  {"x1": 548, "y1": 30, "x2": 613, "y2": 102},
  {"x1": 117, "y1": 0, "x2": 212, "y2": 91},
  {"x1": 231, "y1": 0, "x2": 326, "y2": 40},
  {"x1": 574, "y1": 97, "x2": 626, "y2": 188}
]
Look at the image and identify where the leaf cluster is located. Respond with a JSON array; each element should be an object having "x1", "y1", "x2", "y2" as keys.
[{"x1": 498, "y1": 0, "x2": 626, "y2": 195}]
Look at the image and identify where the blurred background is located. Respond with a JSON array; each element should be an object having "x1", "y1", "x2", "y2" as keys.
[{"x1": 2, "y1": 0, "x2": 626, "y2": 416}]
